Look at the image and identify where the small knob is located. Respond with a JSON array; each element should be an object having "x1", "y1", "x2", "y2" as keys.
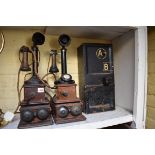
[
  {"x1": 61, "y1": 91, "x2": 68, "y2": 97},
  {"x1": 103, "y1": 77, "x2": 112, "y2": 86}
]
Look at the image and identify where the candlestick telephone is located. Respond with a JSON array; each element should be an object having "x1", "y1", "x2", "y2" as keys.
[{"x1": 17, "y1": 32, "x2": 86, "y2": 128}]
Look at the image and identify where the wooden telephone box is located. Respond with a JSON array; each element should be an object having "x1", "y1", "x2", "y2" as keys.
[{"x1": 52, "y1": 83, "x2": 86, "y2": 124}]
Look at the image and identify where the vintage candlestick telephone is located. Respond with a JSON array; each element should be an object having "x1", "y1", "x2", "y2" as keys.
[
  {"x1": 18, "y1": 32, "x2": 53, "y2": 129},
  {"x1": 17, "y1": 33, "x2": 86, "y2": 128},
  {"x1": 50, "y1": 34, "x2": 86, "y2": 124}
]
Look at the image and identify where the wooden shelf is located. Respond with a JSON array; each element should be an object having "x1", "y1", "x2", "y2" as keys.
[
  {"x1": 0, "y1": 26, "x2": 136, "y2": 40},
  {"x1": 45, "y1": 26, "x2": 136, "y2": 40},
  {"x1": 3, "y1": 106, "x2": 133, "y2": 129}
]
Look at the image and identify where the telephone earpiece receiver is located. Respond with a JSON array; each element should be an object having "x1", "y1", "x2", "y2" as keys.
[
  {"x1": 49, "y1": 50, "x2": 59, "y2": 73},
  {"x1": 20, "y1": 46, "x2": 31, "y2": 71}
]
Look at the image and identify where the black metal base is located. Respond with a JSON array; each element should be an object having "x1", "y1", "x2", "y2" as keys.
[{"x1": 54, "y1": 79, "x2": 75, "y2": 85}]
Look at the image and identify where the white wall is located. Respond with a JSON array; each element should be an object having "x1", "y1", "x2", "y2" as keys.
[{"x1": 112, "y1": 30, "x2": 135, "y2": 112}]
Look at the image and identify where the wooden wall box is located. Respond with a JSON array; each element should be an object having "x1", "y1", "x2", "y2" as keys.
[
  {"x1": 18, "y1": 76, "x2": 53, "y2": 129},
  {"x1": 51, "y1": 101, "x2": 86, "y2": 124},
  {"x1": 53, "y1": 84, "x2": 80, "y2": 103},
  {"x1": 18, "y1": 104, "x2": 53, "y2": 129},
  {"x1": 52, "y1": 83, "x2": 86, "y2": 124},
  {"x1": 24, "y1": 79, "x2": 46, "y2": 104}
]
